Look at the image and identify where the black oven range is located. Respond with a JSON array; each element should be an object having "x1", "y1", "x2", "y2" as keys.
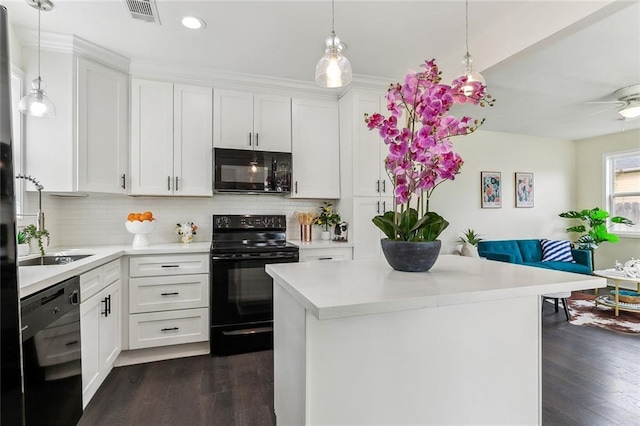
[{"x1": 210, "y1": 214, "x2": 299, "y2": 356}]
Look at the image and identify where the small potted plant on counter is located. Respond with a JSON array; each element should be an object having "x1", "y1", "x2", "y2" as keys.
[
  {"x1": 314, "y1": 202, "x2": 341, "y2": 240},
  {"x1": 17, "y1": 229, "x2": 30, "y2": 257},
  {"x1": 21, "y1": 224, "x2": 50, "y2": 257}
]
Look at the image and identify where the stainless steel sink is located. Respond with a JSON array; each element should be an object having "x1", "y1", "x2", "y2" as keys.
[{"x1": 19, "y1": 254, "x2": 92, "y2": 267}]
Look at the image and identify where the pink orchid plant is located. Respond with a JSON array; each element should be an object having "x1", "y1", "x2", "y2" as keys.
[{"x1": 365, "y1": 58, "x2": 493, "y2": 241}]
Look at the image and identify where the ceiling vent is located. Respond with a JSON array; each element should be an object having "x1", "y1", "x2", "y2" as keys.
[{"x1": 125, "y1": 0, "x2": 161, "y2": 24}]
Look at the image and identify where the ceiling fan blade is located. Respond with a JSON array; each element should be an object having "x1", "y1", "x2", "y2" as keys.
[
  {"x1": 562, "y1": 103, "x2": 622, "y2": 124},
  {"x1": 586, "y1": 100, "x2": 625, "y2": 106}
]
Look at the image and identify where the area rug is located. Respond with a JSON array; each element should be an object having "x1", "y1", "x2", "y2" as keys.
[{"x1": 566, "y1": 291, "x2": 640, "y2": 334}]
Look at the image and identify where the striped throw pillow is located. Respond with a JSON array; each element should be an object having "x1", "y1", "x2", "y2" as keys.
[{"x1": 541, "y1": 239, "x2": 575, "y2": 263}]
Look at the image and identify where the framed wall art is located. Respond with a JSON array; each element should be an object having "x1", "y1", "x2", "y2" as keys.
[
  {"x1": 515, "y1": 172, "x2": 534, "y2": 208},
  {"x1": 481, "y1": 171, "x2": 502, "y2": 208}
]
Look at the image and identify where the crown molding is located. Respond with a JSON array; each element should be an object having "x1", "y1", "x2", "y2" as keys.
[
  {"x1": 17, "y1": 29, "x2": 130, "y2": 73},
  {"x1": 130, "y1": 59, "x2": 343, "y2": 99},
  {"x1": 17, "y1": 28, "x2": 388, "y2": 96}
]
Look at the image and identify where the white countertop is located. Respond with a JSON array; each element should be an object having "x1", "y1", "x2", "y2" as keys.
[
  {"x1": 18, "y1": 242, "x2": 211, "y2": 299},
  {"x1": 266, "y1": 255, "x2": 606, "y2": 320},
  {"x1": 287, "y1": 239, "x2": 354, "y2": 249}
]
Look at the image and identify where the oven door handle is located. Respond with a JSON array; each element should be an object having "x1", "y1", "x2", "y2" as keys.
[{"x1": 211, "y1": 253, "x2": 298, "y2": 261}]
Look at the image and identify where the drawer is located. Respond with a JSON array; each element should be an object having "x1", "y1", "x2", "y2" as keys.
[
  {"x1": 129, "y1": 274, "x2": 209, "y2": 314},
  {"x1": 129, "y1": 308, "x2": 209, "y2": 349},
  {"x1": 299, "y1": 247, "x2": 353, "y2": 263},
  {"x1": 102, "y1": 259, "x2": 121, "y2": 286},
  {"x1": 80, "y1": 267, "x2": 102, "y2": 302},
  {"x1": 129, "y1": 254, "x2": 209, "y2": 277}
]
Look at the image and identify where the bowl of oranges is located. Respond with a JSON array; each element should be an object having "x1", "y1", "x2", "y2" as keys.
[{"x1": 125, "y1": 211, "x2": 156, "y2": 247}]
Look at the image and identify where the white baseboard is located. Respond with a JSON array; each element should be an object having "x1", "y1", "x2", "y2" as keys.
[{"x1": 114, "y1": 342, "x2": 209, "y2": 367}]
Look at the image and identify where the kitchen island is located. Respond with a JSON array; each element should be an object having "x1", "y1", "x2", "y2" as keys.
[{"x1": 266, "y1": 255, "x2": 605, "y2": 425}]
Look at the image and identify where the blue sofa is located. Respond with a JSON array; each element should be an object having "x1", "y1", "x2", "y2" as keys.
[{"x1": 477, "y1": 239, "x2": 592, "y2": 275}]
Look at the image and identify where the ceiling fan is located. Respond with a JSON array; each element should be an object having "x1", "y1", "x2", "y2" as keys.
[{"x1": 587, "y1": 83, "x2": 640, "y2": 120}]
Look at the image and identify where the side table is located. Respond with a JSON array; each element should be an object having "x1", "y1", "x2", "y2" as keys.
[{"x1": 592, "y1": 269, "x2": 640, "y2": 316}]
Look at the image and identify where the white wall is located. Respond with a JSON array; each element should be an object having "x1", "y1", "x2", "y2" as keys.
[
  {"x1": 8, "y1": 22, "x2": 22, "y2": 68},
  {"x1": 428, "y1": 130, "x2": 577, "y2": 254},
  {"x1": 34, "y1": 192, "x2": 327, "y2": 248},
  {"x1": 574, "y1": 129, "x2": 640, "y2": 270}
]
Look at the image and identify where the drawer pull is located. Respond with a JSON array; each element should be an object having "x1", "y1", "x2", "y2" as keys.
[
  {"x1": 318, "y1": 257, "x2": 333, "y2": 260},
  {"x1": 161, "y1": 265, "x2": 180, "y2": 268},
  {"x1": 161, "y1": 327, "x2": 179, "y2": 332},
  {"x1": 160, "y1": 292, "x2": 179, "y2": 296}
]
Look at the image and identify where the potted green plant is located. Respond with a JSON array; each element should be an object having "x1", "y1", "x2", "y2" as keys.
[
  {"x1": 364, "y1": 58, "x2": 493, "y2": 272},
  {"x1": 457, "y1": 229, "x2": 484, "y2": 257},
  {"x1": 314, "y1": 202, "x2": 341, "y2": 240},
  {"x1": 17, "y1": 229, "x2": 30, "y2": 257},
  {"x1": 21, "y1": 224, "x2": 50, "y2": 257},
  {"x1": 559, "y1": 207, "x2": 634, "y2": 267},
  {"x1": 559, "y1": 208, "x2": 633, "y2": 249}
]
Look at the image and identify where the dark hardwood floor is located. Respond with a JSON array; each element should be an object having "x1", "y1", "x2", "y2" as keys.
[
  {"x1": 541, "y1": 304, "x2": 640, "y2": 425},
  {"x1": 80, "y1": 308, "x2": 640, "y2": 426}
]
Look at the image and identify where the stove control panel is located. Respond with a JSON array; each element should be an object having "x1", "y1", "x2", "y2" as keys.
[{"x1": 213, "y1": 215, "x2": 286, "y2": 230}]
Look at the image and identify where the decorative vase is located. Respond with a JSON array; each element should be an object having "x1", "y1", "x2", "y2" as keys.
[
  {"x1": 381, "y1": 239, "x2": 442, "y2": 272},
  {"x1": 321, "y1": 231, "x2": 331, "y2": 240},
  {"x1": 460, "y1": 243, "x2": 479, "y2": 258},
  {"x1": 18, "y1": 243, "x2": 30, "y2": 257}
]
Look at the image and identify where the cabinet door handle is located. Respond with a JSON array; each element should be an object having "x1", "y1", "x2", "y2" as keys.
[
  {"x1": 161, "y1": 327, "x2": 179, "y2": 332},
  {"x1": 376, "y1": 201, "x2": 380, "y2": 214},
  {"x1": 383, "y1": 201, "x2": 386, "y2": 211},
  {"x1": 161, "y1": 292, "x2": 179, "y2": 296},
  {"x1": 382, "y1": 180, "x2": 386, "y2": 193},
  {"x1": 376, "y1": 180, "x2": 380, "y2": 193},
  {"x1": 107, "y1": 294, "x2": 112, "y2": 315},
  {"x1": 318, "y1": 257, "x2": 333, "y2": 261},
  {"x1": 121, "y1": 174, "x2": 126, "y2": 189},
  {"x1": 248, "y1": 132, "x2": 252, "y2": 147},
  {"x1": 102, "y1": 297, "x2": 109, "y2": 317},
  {"x1": 255, "y1": 133, "x2": 259, "y2": 146},
  {"x1": 175, "y1": 176, "x2": 179, "y2": 191},
  {"x1": 161, "y1": 264, "x2": 180, "y2": 268},
  {"x1": 167, "y1": 176, "x2": 171, "y2": 191},
  {"x1": 295, "y1": 181, "x2": 298, "y2": 194}
]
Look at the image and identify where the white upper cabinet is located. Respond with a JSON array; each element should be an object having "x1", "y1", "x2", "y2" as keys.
[
  {"x1": 24, "y1": 50, "x2": 129, "y2": 193},
  {"x1": 77, "y1": 58, "x2": 129, "y2": 193},
  {"x1": 352, "y1": 92, "x2": 392, "y2": 198},
  {"x1": 291, "y1": 98, "x2": 340, "y2": 199},
  {"x1": 130, "y1": 79, "x2": 213, "y2": 196},
  {"x1": 214, "y1": 89, "x2": 291, "y2": 152}
]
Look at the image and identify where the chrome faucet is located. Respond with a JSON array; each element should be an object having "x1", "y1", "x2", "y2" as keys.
[{"x1": 16, "y1": 174, "x2": 45, "y2": 232}]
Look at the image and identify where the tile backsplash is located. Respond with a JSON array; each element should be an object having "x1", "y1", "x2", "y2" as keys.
[{"x1": 30, "y1": 192, "x2": 328, "y2": 247}]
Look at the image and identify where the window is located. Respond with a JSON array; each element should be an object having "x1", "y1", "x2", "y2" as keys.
[{"x1": 605, "y1": 150, "x2": 640, "y2": 236}]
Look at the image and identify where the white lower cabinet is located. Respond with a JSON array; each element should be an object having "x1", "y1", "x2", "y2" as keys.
[
  {"x1": 299, "y1": 247, "x2": 353, "y2": 262},
  {"x1": 80, "y1": 260, "x2": 122, "y2": 408},
  {"x1": 128, "y1": 254, "x2": 209, "y2": 350}
]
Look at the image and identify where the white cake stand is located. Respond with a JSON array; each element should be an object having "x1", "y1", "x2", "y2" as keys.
[{"x1": 125, "y1": 220, "x2": 157, "y2": 248}]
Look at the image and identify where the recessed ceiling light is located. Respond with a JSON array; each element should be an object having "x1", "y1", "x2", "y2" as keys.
[{"x1": 180, "y1": 16, "x2": 206, "y2": 30}]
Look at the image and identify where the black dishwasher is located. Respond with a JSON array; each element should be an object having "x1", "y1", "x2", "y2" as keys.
[{"x1": 21, "y1": 276, "x2": 83, "y2": 426}]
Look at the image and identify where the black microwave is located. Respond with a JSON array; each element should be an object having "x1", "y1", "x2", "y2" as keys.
[{"x1": 214, "y1": 148, "x2": 292, "y2": 193}]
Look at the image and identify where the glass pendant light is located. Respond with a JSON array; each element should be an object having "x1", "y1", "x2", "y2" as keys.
[
  {"x1": 315, "y1": 0, "x2": 352, "y2": 88},
  {"x1": 460, "y1": 0, "x2": 485, "y2": 97},
  {"x1": 19, "y1": 0, "x2": 56, "y2": 118}
]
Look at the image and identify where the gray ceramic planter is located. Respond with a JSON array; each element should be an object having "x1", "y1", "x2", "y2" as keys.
[{"x1": 381, "y1": 239, "x2": 442, "y2": 272}]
